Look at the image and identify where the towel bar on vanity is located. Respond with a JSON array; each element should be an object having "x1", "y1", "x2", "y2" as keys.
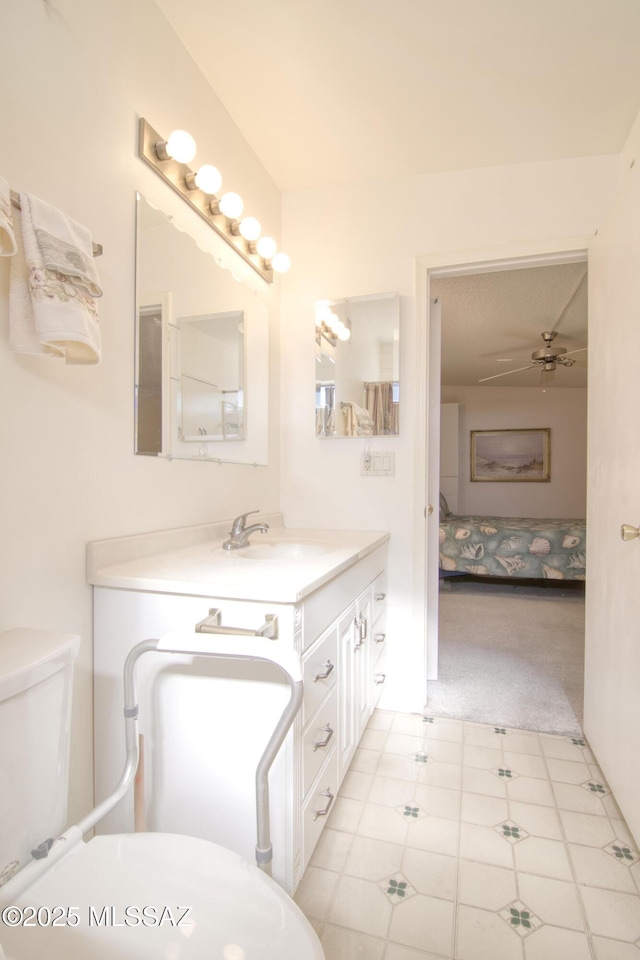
[
  {"x1": 10, "y1": 189, "x2": 103, "y2": 257},
  {"x1": 195, "y1": 607, "x2": 279, "y2": 639}
]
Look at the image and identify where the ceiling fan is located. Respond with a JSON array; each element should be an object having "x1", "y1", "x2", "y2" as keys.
[{"x1": 478, "y1": 330, "x2": 587, "y2": 383}]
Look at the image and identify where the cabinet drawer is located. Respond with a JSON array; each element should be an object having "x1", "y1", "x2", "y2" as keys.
[
  {"x1": 371, "y1": 610, "x2": 387, "y2": 666},
  {"x1": 302, "y1": 625, "x2": 338, "y2": 724},
  {"x1": 302, "y1": 747, "x2": 339, "y2": 871},
  {"x1": 302, "y1": 686, "x2": 338, "y2": 797}
]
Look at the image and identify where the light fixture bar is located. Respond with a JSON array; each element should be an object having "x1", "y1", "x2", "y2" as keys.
[{"x1": 137, "y1": 118, "x2": 273, "y2": 284}]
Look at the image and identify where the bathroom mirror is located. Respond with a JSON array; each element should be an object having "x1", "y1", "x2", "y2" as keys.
[
  {"x1": 135, "y1": 193, "x2": 268, "y2": 464},
  {"x1": 315, "y1": 291, "x2": 400, "y2": 437}
]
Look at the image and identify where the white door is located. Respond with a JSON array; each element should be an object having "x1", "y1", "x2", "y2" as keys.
[
  {"x1": 426, "y1": 298, "x2": 442, "y2": 681},
  {"x1": 584, "y1": 159, "x2": 640, "y2": 844}
]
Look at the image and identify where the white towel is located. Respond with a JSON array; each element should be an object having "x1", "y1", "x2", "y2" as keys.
[
  {"x1": 10, "y1": 192, "x2": 101, "y2": 364},
  {"x1": 28, "y1": 193, "x2": 102, "y2": 298},
  {"x1": 0, "y1": 176, "x2": 17, "y2": 256}
]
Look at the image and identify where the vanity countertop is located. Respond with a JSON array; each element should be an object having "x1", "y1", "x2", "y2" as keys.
[{"x1": 86, "y1": 514, "x2": 389, "y2": 603}]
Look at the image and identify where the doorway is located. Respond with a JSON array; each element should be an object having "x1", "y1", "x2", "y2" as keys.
[{"x1": 414, "y1": 242, "x2": 589, "y2": 718}]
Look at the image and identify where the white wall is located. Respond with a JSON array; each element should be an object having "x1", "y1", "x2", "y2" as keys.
[
  {"x1": 441, "y1": 385, "x2": 587, "y2": 518},
  {"x1": 280, "y1": 157, "x2": 620, "y2": 710},
  {"x1": 0, "y1": 0, "x2": 283, "y2": 822}
]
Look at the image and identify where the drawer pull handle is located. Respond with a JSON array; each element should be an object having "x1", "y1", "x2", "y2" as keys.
[
  {"x1": 313, "y1": 788, "x2": 335, "y2": 821},
  {"x1": 374, "y1": 673, "x2": 386, "y2": 685},
  {"x1": 375, "y1": 592, "x2": 386, "y2": 602},
  {"x1": 374, "y1": 632, "x2": 386, "y2": 644},
  {"x1": 314, "y1": 660, "x2": 334, "y2": 682},
  {"x1": 313, "y1": 723, "x2": 334, "y2": 751}
]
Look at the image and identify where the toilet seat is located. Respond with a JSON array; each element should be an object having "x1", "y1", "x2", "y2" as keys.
[{"x1": 0, "y1": 832, "x2": 323, "y2": 959}]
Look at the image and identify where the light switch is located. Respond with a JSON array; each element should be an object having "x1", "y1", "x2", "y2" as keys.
[{"x1": 361, "y1": 451, "x2": 395, "y2": 476}]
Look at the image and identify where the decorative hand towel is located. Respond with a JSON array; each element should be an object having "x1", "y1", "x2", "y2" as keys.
[
  {"x1": 0, "y1": 176, "x2": 17, "y2": 256},
  {"x1": 16, "y1": 192, "x2": 101, "y2": 364},
  {"x1": 27, "y1": 192, "x2": 102, "y2": 298},
  {"x1": 9, "y1": 211, "x2": 57, "y2": 356}
]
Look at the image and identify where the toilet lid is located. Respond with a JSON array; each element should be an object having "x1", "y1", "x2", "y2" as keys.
[{"x1": 0, "y1": 833, "x2": 324, "y2": 960}]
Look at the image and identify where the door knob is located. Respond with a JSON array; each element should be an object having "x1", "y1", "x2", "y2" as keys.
[{"x1": 621, "y1": 524, "x2": 640, "y2": 541}]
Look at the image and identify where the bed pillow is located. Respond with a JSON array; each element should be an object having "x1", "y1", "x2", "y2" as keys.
[{"x1": 439, "y1": 492, "x2": 451, "y2": 520}]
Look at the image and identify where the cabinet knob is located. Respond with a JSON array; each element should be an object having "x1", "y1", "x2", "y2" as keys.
[
  {"x1": 313, "y1": 723, "x2": 334, "y2": 751},
  {"x1": 375, "y1": 592, "x2": 386, "y2": 602},
  {"x1": 313, "y1": 788, "x2": 335, "y2": 821},
  {"x1": 374, "y1": 632, "x2": 386, "y2": 644},
  {"x1": 313, "y1": 660, "x2": 334, "y2": 682},
  {"x1": 621, "y1": 524, "x2": 640, "y2": 541},
  {"x1": 374, "y1": 673, "x2": 386, "y2": 685}
]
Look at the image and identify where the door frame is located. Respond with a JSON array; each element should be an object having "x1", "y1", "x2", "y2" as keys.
[{"x1": 413, "y1": 238, "x2": 589, "y2": 697}]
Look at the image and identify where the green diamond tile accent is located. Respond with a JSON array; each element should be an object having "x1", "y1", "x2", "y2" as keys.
[
  {"x1": 499, "y1": 899, "x2": 543, "y2": 938},
  {"x1": 581, "y1": 780, "x2": 610, "y2": 796},
  {"x1": 495, "y1": 727, "x2": 507, "y2": 735},
  {"x1": 570, "y1": 737, "x2": 587, "y2": 747},
  {"x1": 492, "y1": 766, "x2": 518, "y2": 780},
  {"x1": 495, "y1": 820, "x2": 529, "y2": 844},
  {"x1": 606, "y1": 841, "x2": 639, "y2": 864},
  {"x1": 379, "y1": 872, "x2": 417, "y2": 903},
  {"x1": 422, "y1": 716, "x2": 435, "y2": 724},
  {"x1": 413, "y1": 752, "x2": 429, "y2": 764}
]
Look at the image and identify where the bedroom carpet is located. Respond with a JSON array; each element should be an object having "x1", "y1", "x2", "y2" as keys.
[{"x1": 428, "y1": 580, "x2": 585, "y2": 736}]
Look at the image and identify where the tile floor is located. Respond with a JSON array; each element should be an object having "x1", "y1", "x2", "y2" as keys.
[{"x1": 295, "y1": 710, "x2": 640, "y2": 960}]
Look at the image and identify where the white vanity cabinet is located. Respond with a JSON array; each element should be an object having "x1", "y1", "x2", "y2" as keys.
[{"x1": 89, "y1": 524, "x2": 387, "y2": 895}]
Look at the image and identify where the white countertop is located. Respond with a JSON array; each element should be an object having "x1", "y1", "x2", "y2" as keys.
[{"x1": 86, "y1": 514, "x2": 389, "y2": 603}]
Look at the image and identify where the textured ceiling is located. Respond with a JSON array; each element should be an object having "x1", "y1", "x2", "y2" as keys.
[
  {"x1": 154, "y1": 0, "x2": 640, "y2": 191},
  {"x1": 433, "y1": 262, "x2": 588, "y2": 387}
]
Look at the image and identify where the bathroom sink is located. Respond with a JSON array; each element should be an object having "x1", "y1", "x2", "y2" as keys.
[{"x1": 236, "y1": 540, "x2": 333, "y2": 560}]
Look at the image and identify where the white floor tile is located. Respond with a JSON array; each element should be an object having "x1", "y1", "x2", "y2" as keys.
[
  {"x1": 321, "y1": 923, "x2": 386, "y2": 960},
  {"x1": 423, "y1": 738, "x2": 463, "y2": 765},
  {"x1": 553, "y1": 782, "x2": 609, "y2": 816},
  {"x1": 559, "y1": 809, "x2": 617, "y2": 846},
  {"x1": 384, "y1": 944, "x2": 449, "y2": 960},
  {"x1": 517, "y1": 872, "x2": 585, "y2": 930},
  {"x1": 390, "y1": 713, "x2": 429, "y2": 736},
  {"x1": 540, "y1": 736, "x2": 586, "y2": 761},
  {"x1": 340, "y1": 770, "x2": 374, "y2": 801},
  {"x1": 457, "y1": 859, "x2": 517, "y2": 910},
  {"x1": 508, "y1": 801, "x2": 562, "y2": 840},
  {"x1": 580, "y1": 884, "x2": 640, "y2": 941},
  {"x1": 463, "y1": 744, "x2": 504, "y2": 770},
  {"x1": 368, "y1": 776, "x2": 417, "y2": 808},
  {"x1": 506, "y1": 776, "x2": 556, "y2": 806},
  {"x1": 456, "y1": 905, "x2": 524, "y2": 960},
  {"x1": 328, "y1": 875, "x2": 392, "y2": 938},
  {"x1": 368, "y1": 710, "x2": 395, "y2": 732},
  {"x1": 385, "y1": 732, "x2": 425, "y2": 756},
  {"x1": 361, "y1": 728, "x2": 391, "y2": 752},
  {"x1": 310, "y1": 828, "x2": 354, "y2": 872},
  {"x1": 376, "y1": 753, "x2": 422, "y2": 782},
  {"x1": 294, "y1": 866, "x2": 340, "y2": 920},
  {"x1": 569, "y1": 844, "x2": 638, "y2": 894},
  {"x1": 545, "y1": 757, "x2": 592, "y2": 785},
  {"x1": 401, "y1": 846, "x2": 457, "y2": 900},
  {"x1": 422, "y1": 719, "x2": 464, "y2": 744},
  {"x1": 417, "y1": 759, "x2": 462, "y2": 790},
  {"x1": 513, "y1": 836, "x2": 573, "y2": 880},
  {"x1": 413, "y1": 783, "x2": 461, "y2": 821},
  {"x1": 464, "y1": 724, "x2": 505, "y2": 748},
  {"x1": 327, "y1": 796, "x2": 365, "y2": 833},
  {"x1": 459, "y1": 822, "x2": 514, "y2": 869},
  {"x1": 351, "y1": 747, "x2": 382, "y2": 774},
  {"x1": 502, "y1": 733, "x2": 543, "y2": 757},
  {"x1": 460, "y1": 791, "x2": 509, "y2": 827},
  {"x1": 523, "y1": 925, "x2": 592, "y2": 960},
  {"x1": 405, "y1": 814, "x2": 460, "y2": 857},
  {"x1": 343, "y1": 835, "x2": 404, "y2": 882},
  {"x1": 461, "y1": 765, "x2": 507, "y2": 798},
  {"x1": 503, "y1": 752, "x2": 549, "y2": 780},
  {"x1": 387, "y1": 893, "x2": 454, "y2": 956},
  {"x1": 592, "y1": 935, "x2": 640, "y2": 959},
  {"x1": 357, "y1": 802, "x2": 410, "y2": 845}
]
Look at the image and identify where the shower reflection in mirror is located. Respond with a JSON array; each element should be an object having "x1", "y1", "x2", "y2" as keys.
[{"x1": 315, "y1": 292, "x2": 400, "y2": 438}]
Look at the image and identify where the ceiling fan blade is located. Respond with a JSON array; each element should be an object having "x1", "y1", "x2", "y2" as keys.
[
  {"x1": 558, "y1": 347, "x2": 587, "y2": 357},
  {"x1": 496, "y1": 357, "x2": 529, "y2": 362},
  {"x1": 478, "y1": 364, "x2": 537, "y2": 383}
]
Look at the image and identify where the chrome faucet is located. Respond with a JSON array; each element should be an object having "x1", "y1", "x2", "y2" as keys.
[{"x1": 222, "y1": 510, "x2": 270, "y2": 550}]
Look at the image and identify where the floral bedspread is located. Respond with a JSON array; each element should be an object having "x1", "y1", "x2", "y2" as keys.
[{"x1": 439, "y1": 515, "x2": 586, "y2": 580}]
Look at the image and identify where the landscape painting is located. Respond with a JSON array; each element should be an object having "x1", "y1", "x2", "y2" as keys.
[{"x1": 471, "y1": 428, "x2": 550, "y2": 482}]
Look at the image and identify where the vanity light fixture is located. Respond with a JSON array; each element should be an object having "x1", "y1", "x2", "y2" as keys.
[
  {"x1": 138, "y1": 118, "x2": 290, "y2": 283},
  {"x1": 315, "y1": 302, "x2": 351, "y2": 345}
]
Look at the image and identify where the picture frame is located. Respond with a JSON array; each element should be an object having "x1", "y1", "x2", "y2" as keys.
[{"x1": 470, "y1": 428, "x2": 551, "y2": 482}]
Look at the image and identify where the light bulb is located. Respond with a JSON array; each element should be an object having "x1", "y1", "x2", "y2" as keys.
[
  {"x1": 238, "y1": 217, "x2": 261, "y2": 241},
  {"x1": 218, "y1": 192, "x2": 244, "y2": 219},
  {"x1": 194, "y1": 164, "x2": 222, "y2": 195},
  {"x1": 337, "y1": 325, "x2": 351, "y2": 341},
  {"x1": 256, "y1": 236, "x2": 277, "y2": 259},
  {"x1": 164, "y1": 130, "x2": 197, "y2": 163},
  {"x1": 271, "y1": 252, "x2": 291, "y2": 274}
]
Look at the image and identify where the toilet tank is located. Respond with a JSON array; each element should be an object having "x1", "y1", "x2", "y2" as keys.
[{"x1": 0, "y1": 629, "x2": 80, "y2": 884}]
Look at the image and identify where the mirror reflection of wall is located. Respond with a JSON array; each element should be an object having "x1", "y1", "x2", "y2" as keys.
[
  {"x1": 135, "y1": 193, "x2": 269, "y2": 464},
  {"x1": 315, "y1": 292, "x2": 400, "y2": 438}
]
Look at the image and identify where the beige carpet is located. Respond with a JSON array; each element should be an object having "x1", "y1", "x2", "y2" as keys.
[{"x1": 428, "y1": 580, "x2": 585, "y2": 736}]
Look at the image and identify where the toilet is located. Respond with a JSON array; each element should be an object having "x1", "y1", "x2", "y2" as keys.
[{"x1": 0, "y1": 628, "x2": 324, "y2": 959}]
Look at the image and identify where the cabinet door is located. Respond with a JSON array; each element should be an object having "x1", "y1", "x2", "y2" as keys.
[
  {"x1": 337, "y1": 601, "x2": 357, "y2": 782},
  {"x1": 354, "y1": 586, "x2": 373, "y2": 741}
]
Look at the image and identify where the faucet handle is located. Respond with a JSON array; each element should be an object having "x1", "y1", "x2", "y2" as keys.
[{"x1": 231, "y1": 510, "x2": 260, "y2": 534}]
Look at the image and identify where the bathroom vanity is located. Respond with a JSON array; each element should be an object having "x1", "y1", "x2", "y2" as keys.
[{"x1": 87, "y1": 515, "x2": 388, "y2": 893}]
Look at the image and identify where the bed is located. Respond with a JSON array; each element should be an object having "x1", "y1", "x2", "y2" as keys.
[{"x1": 439, "y1": 503, "x2": 586, "y2": 581}]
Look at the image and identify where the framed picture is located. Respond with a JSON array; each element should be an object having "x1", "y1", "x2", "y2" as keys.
[{"x1": 471, "y1": 428, "x2": 550, "y2": 482}]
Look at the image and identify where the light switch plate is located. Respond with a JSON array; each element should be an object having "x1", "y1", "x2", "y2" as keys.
[{"x1": 361, "y1": 451, "x2": 395, "y2": 476}]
